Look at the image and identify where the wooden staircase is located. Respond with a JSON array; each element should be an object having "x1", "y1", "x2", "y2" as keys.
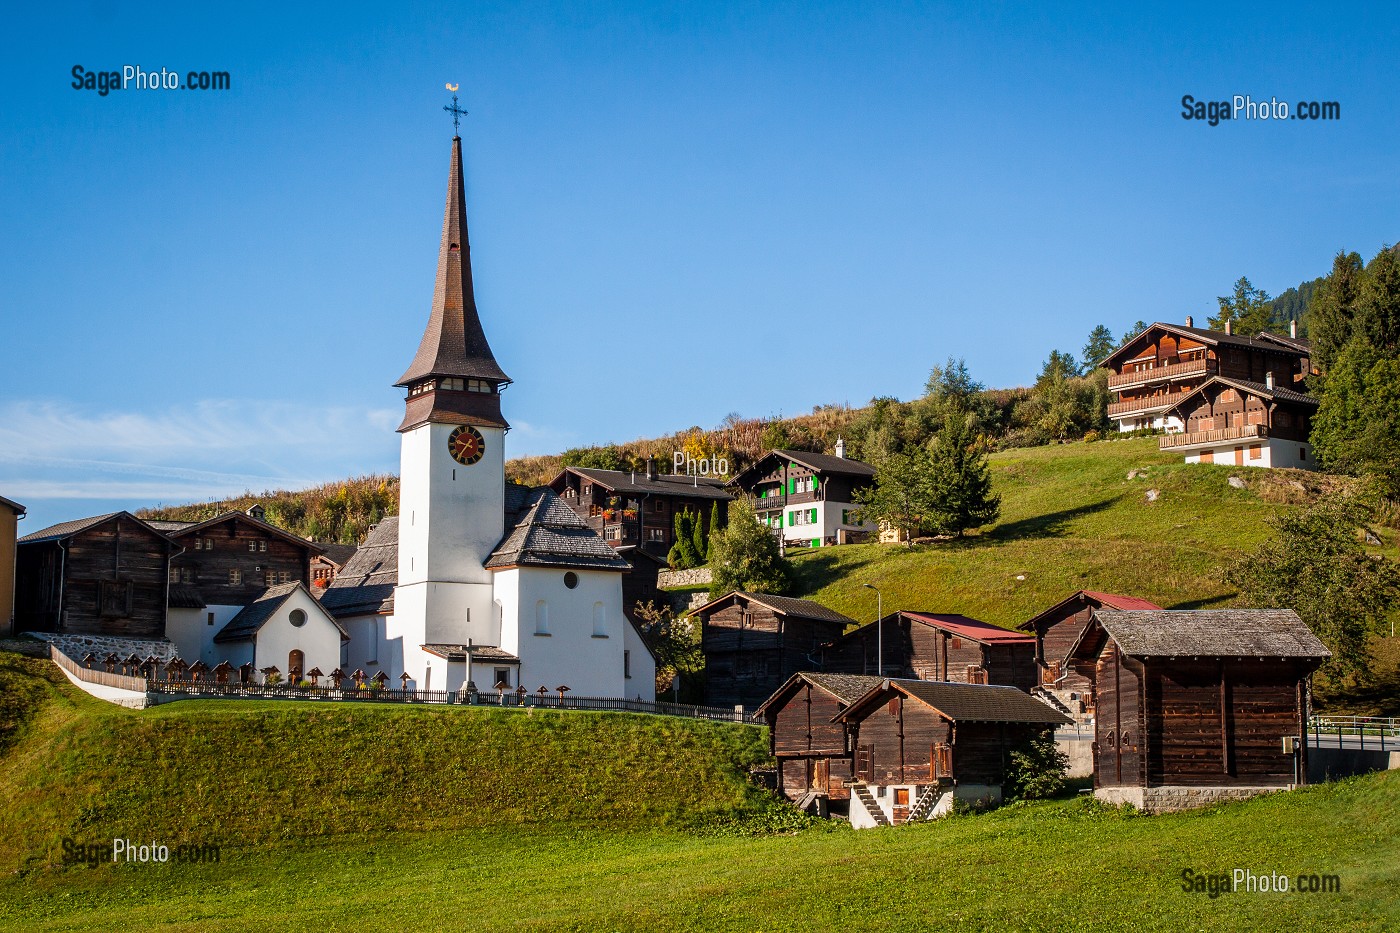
[{"x1": 905, "y1": 786, "x2": 944, "y2": 822}]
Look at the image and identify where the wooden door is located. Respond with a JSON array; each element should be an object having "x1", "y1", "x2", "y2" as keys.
[
  {"x1": 1234, "y1": 446, "x2": 1244, "y2": 466},
  {"x1": 892, "y1": 788, "x2": 910, "y2": 824},
  {"x1": 814, "y1": 759, "x2": 829, "y2": 793},
  {"x1": 1201, "y1": 449, "x2": 1214, "y2": 464},
  {"x1": 933, "y1": 743, "x2": 952, "y2": 779}
]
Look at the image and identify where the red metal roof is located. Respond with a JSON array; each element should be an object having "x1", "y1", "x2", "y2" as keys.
[
  {"x1": 1080, "y1": 591, "x2": 1162, "y2": 611},
  {"x1": 900, "y1": 612, "x2": 1033, "y2": 644}
]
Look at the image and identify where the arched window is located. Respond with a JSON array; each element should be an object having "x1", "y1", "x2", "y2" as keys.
[
  {"x1": 535, "y1": 600, "x2": 549, "y2": 635},
  {"x1": 592, "y1": 601, "x2": 606, "y2": 638}
]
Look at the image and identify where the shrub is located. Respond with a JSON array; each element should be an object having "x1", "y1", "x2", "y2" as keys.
[{"x1": 1005, "y1": 732, "x2": 1069, "y2": 800}]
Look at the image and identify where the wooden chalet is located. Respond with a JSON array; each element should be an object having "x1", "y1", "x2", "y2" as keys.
[
  {"x1": 1065, "y1": 609, "x2": 1330, "y2": 813},
  {"x1": 728, "y1": 441, "x2": 876, "y2": 548},
  {"x1": 822, "y1": 611, "x2": 1037, "y2": 690},
  {"x1": 147, "y1": 507, "x2": 322, "y2": 609},
  {"x1": 1018, "y1": 590, "x2": 1162, "y2": 715},
  {"x1": 1158, "y1": 375, "x2": 1319, "y2": 469},
  {"x1": 754, "y1": 672, "x2": 883, "y2": 808},
  {"x1": 1102, "y1": 318, "x2": 1311, "y2": 432},
  {"x1": 14, "y1": 512, "x2": 179, "y2": 637},
  {"x1": 835, "y1": 679, "x2": 1070, "y2": 826},
  {"x1": 696, "y1": 591, "x2": 856, "y2": 709},
  {"x1": 548, "y1": 458, "x2": 731, "y2": 558},
  {"x1": 0, "y1": 494, "x2": 24, "y2": 637},
  {"x1": 310, "y1": 543, "x2": 359, "y2": 593}
]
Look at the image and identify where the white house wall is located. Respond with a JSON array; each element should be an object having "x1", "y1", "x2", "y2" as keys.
[
  {"x1": 778, "y1": 501, "x2": 874, "y2": 546},
  {"x1": 1181, "y1": 438, "x2": 1314, "y2": 470},
  {"x1": 165, "y1": 603, "x2": 250, "y2": 665},
  {"x1": 622, "y1": 620, "x2": 657, "y2": 701},
  {"x1": 248, "y1": 587, "x2": 343, "y2": 680}
]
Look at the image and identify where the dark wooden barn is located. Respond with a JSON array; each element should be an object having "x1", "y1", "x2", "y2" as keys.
[
  {"x1": 1019, "y1": 591, "x2": 1161, "y2": 715},
  {"x1": 754, "y1": 672, "x2": 883, "y2": 808},
  {"x1": 822, "y1": 611, "x2": 1037, "y2": 690},
  {"x1": 696, "y1": 591, "x2": 856, "y2": 709},
  {"x1": 835, "y1": 679, "x2": 1070, "y2": 826},
  {"x1": 1065, "y1": 608, "x2": 1330, "y2": 812},
  {"x1": 14, "y1": 512, "x2": 179, "y2": 637}
]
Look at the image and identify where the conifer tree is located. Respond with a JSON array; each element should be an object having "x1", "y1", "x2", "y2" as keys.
[{"x1": 927, "y1": 413, "x2": 1001, "y2": 538}]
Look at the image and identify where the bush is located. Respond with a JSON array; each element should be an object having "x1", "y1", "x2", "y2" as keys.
[{"x1": 1005, "y1": 733, "x2": 1069, "y2": 800}]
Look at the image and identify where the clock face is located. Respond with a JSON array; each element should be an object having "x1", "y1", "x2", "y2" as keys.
[{"x1": 448, "y1": 425, "x2": 486, "y2": 465}]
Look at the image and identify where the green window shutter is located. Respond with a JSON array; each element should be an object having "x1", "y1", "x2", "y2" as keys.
[
  {"x1": 809, "y1": 508, "x2": 817, "y2": 522},
  {"x1": 812, "y1": 538, "x2": 820, "y2": 548},
  {"x1": 787, "y1": 512, "x2": 793, "y2": 527}
]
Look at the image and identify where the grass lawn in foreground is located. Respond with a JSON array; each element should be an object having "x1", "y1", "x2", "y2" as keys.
[{"x1": 2, "y1": 770, "x2": 1396, "y2": 932}]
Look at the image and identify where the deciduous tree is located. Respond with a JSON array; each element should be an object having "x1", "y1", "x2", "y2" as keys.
[{"x1": 707, "y1": 499, "x2": 791, "y2": 597}]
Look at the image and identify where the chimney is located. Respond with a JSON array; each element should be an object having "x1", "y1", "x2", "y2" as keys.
[
  {"x1": 247, "y1": 504, "x2": 266, "y2": 522},
  {"x1": 1224, "y1": 319, "x2": 1232, "y2": 335},
  {"x1": 834, "y1": 437, "x2": 846, "y2": 459},
  {"x1": 1185, "y1": 315, "x2": 1193, "y2": 328},
  {"x1": 1290, "y1": 318, "x2": 1298, "y2": 339},
  {"x1": 646, "y1": 456, "x2": 657, "y2": 481},
  {"x1": 1266, "y1": 371, "x2": 1275, "y2": 390}
]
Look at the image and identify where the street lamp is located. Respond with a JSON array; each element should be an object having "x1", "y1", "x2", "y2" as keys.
[{"x1": 863, "y1": 584, "x2": 882, "y2": 678}]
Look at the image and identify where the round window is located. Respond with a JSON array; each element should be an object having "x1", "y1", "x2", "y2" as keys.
[
  {"x1": 564, "y1": 572, "x2": 579, "y2": 589},
  {"x1": 289, "y1": 608, "x2": 307, "y2": 627}
]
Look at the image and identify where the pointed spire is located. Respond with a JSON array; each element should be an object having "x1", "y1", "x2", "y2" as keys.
[{"x1": 397, "y1": 136, "x2": 510, "y2": 389}]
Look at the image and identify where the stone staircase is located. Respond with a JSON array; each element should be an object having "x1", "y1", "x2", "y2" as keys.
[
  {"x1": 1034, "y1": 684, "x2": 1092, "y2": 726},
  {"x1": 850, "y1": 784, "x2": 890, "y2": 827}
]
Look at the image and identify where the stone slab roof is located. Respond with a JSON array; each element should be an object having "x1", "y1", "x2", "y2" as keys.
[
  {"x1": 321, "y1": 518, "x2": 400, "y2": 618},
  {"x1": 1091, "y1": 609, "x2": 1331, "y2": 659},
  {"x1": 839, "y1": 679, "x2": 1070, "y2": 726},
  {"x1": 486, "y1": 488, "x2": 631, "y2": 572}
]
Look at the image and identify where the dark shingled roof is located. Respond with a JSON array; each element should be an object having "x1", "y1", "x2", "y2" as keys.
[
  {"x1": 753, "y1": 671, "x2": 884, "y2": 718},
  {"x1": 321, "y1": 518, "x2": 399, "y2": 617},
  {"x1": 396, "y1": 136, "x2": 510, "y2": 388},
  {"x1": 1091, "y1": 609, "x2": 1331, "y2": 659},
  {"x1": 558, "y1": 466, "x2": 732, "y2": 501},
  {"x1": 1105, "y1": 322, "x2": 1311, "y2": 368},
  {"x1": 17, "y1": 511, "x2": 175, "y2": 546},
  {"x1": 316, "y1": 543, "x2": 360, "y2": 567},
  {"x1": 1165, "y1": 376, "x2": 1317, "y2": 415},
  {"x1": 214, "y1": 582, "x2": 348, "y2": 643},
  {"x1": 839, "y1": 679, "x2": 1070, "y2": 726},
  {"x1": 422, "y1": 644, "x2": 521, "y2": 662},
  {"x1": 1255, "y1": 331, "x2": 1312, "y2": 353},
  {"x1": 694, "y1": 591, "x2": 857, "y2": 627},
  {"x1": 168, "y1": 585, "x2": 207, "y2": 609},
  {"x1": 486, "y1": 488, "x2": 630, "y2": 572},
  {"x1": 145, "y1": 519, "x2": 197, "y2": 533}
]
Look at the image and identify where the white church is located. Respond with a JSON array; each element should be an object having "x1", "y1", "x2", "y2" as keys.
[{"x1": 320, "y1": 132, "x2": 655, "y2": 698}]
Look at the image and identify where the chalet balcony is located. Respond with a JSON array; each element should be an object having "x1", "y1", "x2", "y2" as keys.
[
  {"x1": 1107, "y1": 392, "x2": 1187, "y2": 417},
  {"x1": 1159, "y1": 424, "x2": 1267, "y2": 450},
  {"x1": 1108, "y1": 358, "x2": 1213, "y2": 391}
]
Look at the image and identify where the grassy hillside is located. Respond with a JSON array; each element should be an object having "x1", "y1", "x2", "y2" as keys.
[
  {"x1": 789, "y1": 436, "x2": 1395, "y2": 627},
  {"x1": 0, "y1": 652, "x2": 774, "y2": 878}
]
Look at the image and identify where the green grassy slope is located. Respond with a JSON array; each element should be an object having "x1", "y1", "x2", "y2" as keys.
[
  {"x1": 790, "y1": 436, "x2": 1398, "y2": 628},
  {"x1": 4, "y1": 770, "x2": 1397, "y2": 931},
  {"x1": 0, "y1": 652, "x2": 772, "y2": 877}
]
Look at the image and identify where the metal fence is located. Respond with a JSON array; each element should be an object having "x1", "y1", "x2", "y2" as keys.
[
  {"x1": 1310, "y1": 715, "x2": 1399, "y2": 751},
  {"x1": 146, "y1": 681, "x2": 759, "y2": 723}
]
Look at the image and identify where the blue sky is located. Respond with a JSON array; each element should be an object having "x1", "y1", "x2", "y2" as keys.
[{"x1": 3, "y1": 1, "x2": 1398, "y2": 531}]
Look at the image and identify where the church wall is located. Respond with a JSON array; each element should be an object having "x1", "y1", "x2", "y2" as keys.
[
  {"x1": 622, "y1": 619, "x2": 657, "y2": 701},
  {"x1": 496, "y1": 566, "x2": 630, "y2": 697}
]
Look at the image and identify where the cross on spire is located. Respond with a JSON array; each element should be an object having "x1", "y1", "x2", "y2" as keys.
[{"x1": 443, "y1": 83, "x2": 467, "y2": 135}]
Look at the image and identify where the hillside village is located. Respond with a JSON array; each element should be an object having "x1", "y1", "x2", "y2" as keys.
[{"x1": 2, "y1": 123, "x2": 1396, "y2": 845}]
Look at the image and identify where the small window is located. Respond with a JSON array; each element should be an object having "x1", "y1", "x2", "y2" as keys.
[
  {"x1": 1248, "y1": 444, "x2": 1261, "y2": 461},
  {"x1": 259, "y1": 540, "x2": 267, "y2": 553},
  {"x1": 652, "y1": 499, "x2": 664, "y2": 511},
  {"x1": 207, "y1": 612, "x2": 215, "y2": 626},
  {"x1": 278, "y1": 571, "x2": 290, "y2": 584},
  {"x1": 1300, "y1": 447, "x2": 1307, "y2": 461},
  {"x1": 951, "y1": 637, "x2": 962, "y2": 649},
  {"x1": 535, "y1": 600, "x2": 549, "y2": 635},
  {"x1": 169, "y1": 566, "x2": 181, "y2": 584},
  {"x1": 289, "y1": 609, "x2": 307, "y2": 628},
  {"x1": 494, "y1": 667, "x2": 511, "y2": 687},
  {"x1": 248, "y1": 541, "x2": 257, "y2": 552},
  {"x1": 181, "y1": 567, "x2": 194, "y2": 584},
  {"x1": 229, "y1": 569, "x2": 242, "y2": 586},
  {"x1": 564, "y1": 572, "x2": 579, "y2": 589},
  {"x1": 624, "y1": 650, "x2": 632, "y2": 679},
  {"x1": 646, "y1": 527, "x2": 665, "y2": 542}
]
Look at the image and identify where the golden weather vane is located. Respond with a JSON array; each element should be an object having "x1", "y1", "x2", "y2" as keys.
[{"x1": 444, "y1": 83, "x2": 467, "y2": 134}]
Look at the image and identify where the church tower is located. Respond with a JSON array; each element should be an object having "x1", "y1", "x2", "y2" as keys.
[{"x1": 391, "y1": 132, "x2": 511, "y2": 687}]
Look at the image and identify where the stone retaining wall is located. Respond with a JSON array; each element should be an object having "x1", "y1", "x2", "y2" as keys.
[
  {"x1": 657, "y1": 567, "x2": 713, "y2": 589},
  {"x1": 27, "y1": 632, "x2": 178, "y2": 661},
  {"x1": 1095, "y1": 784, "x2": 1287, "y2": 813}
]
